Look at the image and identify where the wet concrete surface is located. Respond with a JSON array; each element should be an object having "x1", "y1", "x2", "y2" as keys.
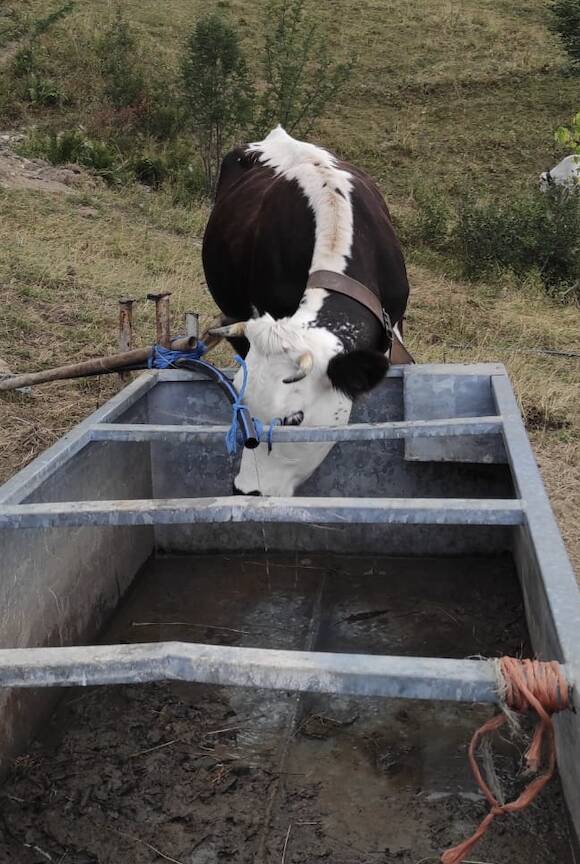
[{"x1": 0, "y1": 553, "x2": 574, "y2": 863}]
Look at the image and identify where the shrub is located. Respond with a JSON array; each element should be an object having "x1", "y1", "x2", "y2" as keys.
[
  {"x1": 11, "y1": 45, "x2": 62, "y2": 107},
  {"x1": 181, "y1": 12, "x2": 253, "y2": 195},
  {"x1": 550, "y1": 0, "x2": 580, "y2": 67},
  {"x1": 453, "y1": 189, "x2": 580, "y2": 298},
  {"x1": 255, "y1": 0, "x2": 354, "y2": 137},
  {"x1": 26, "y1": 74, "x2": 62, "y2": 106},
  {"x1": 11, "y1": 45, "x2": 36, "y2": 78},
  {"x1": 130, "y1": 154, "x2": 168, "y2": 188},
  {"x1": 170, "y1": 162, "x2": 208, "y2": 206},
  {"x1": 137, "y1": 78, "x2": 186, "y2": 141},
  {"x1": 555, "y1": 110, "x2": 580, "y2": 153},
  {"x1": 96, "y1": 6, "x2": 145, "y2": 109},
  {"x1": 19, "y1": 128, "x2": 125, "y2": 184}
]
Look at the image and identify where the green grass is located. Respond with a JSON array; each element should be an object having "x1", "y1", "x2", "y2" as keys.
[{"x1": 2, "y1": 0, "x2": 576, "y2": 201}]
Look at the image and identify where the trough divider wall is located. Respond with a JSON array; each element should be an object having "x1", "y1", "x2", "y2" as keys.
[
  {"x1": 89, "y1": 416, "x2": 504, "y2": 444},
  {"x1": 0, "y1": 371, "x2": 159, "y2": 505},
  {"x1": 0, "y1": 643, "x2": 502, "y2": 703}
]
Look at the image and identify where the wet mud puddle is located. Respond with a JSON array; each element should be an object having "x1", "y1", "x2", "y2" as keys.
[{"x1": 0, "y1": 554, "x2": 574, "y2": 863}]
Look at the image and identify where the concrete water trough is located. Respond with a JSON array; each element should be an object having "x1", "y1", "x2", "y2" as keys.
[{"x1": 0, "y1": 362, "x2": 579, "y2": 862}]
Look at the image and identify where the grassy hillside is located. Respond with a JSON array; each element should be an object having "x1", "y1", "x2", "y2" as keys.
[{"x1": 0, "y1": 0, "x2": 579, "y2": 570}]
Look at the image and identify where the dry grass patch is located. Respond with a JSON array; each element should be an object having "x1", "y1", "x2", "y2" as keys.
[
  {"x1": 406, "y1": 263, "x2": 580, "y2": 576},
  {"x1": 0, "y1": 181, "x2": 216, "y2": 482}
]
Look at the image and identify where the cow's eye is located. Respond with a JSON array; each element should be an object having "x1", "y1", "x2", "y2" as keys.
[{"x1": 282, "y1": 411, "x2": 304, "y2": 426}]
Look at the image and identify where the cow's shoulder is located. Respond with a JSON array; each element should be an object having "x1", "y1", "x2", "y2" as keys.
[
  {"x1": 215, "y1": 146, "x2": 262, "y2": 201},
  {"x1": 340, "y1": 161, "x2": 393, "y2": 223}
]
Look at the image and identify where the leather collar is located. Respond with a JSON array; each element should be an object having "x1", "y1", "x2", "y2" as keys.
[
  {"x1": 306, "y1": 269, "x2": 414, "y2": 364},
  {"x1": 307, "y1": 269, "x2": 391, "y2": 335}
]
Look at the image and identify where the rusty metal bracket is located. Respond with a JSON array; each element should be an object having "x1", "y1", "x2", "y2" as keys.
[
  {"x1": 118, "y1": 297, "x2": 135, "y2": 382},
  {"x1": 147, "y1": 292, "x2": 172, "y2": 348}
]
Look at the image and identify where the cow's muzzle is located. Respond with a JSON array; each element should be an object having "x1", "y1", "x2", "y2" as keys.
[{"x1": 232, "y1": 483, "x2": 262, "y2": 496}]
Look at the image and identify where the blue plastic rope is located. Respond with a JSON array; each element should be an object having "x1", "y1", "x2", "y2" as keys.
[
  {"x1": 225, "y1": 356, "x2": 282, "y2": 456},
  {"x1": 267, "y1": 417, "x2": 282, "y2": 453},
  {"x1": 148, "y1": 339, "x2": 208, "y2": 369},
  {"x1": 226, "y1": 354, "x2": 252, "y2": 456}
]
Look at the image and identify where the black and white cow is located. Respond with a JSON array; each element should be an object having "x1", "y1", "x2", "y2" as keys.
[
  {"x1": 540, "y1": 155, "x2": 580, "y2": 192},
  {"x1": 202, "y1": 126, "x2": 410, "y2": 496}
]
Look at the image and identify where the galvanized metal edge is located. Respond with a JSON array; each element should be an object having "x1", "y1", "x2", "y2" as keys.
[
  {"x1": 90, "y1": 416, "x2": 504, "y2": 443},
  {"x1": 492, "y1": 374, "x2": 580, "y2": 680},
  {"x1": 0, "y1": 371, "x2": 159, "y2": 505},
  {"x1": 0, "y1": 496, "x2": 525, "y2": 530},
  {"x1": 0, "y1": 363, "x2": 508, "y2": 506},
  {"x1": 0, "y1": 642, "x2": 499, "y2": 702}
]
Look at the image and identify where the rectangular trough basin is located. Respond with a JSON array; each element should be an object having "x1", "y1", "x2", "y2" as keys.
[{"x1": 0, "y1": 362, "x2": 578, "y2": 863}]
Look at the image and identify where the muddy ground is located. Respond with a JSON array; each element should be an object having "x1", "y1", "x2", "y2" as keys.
[{"x1": 0, "y1": 554, "x2": 575, "y2": 863}]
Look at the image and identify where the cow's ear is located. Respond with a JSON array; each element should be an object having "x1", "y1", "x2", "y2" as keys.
[{"x1": 326, "y1": 349, "x2": 389, "y2": 399}]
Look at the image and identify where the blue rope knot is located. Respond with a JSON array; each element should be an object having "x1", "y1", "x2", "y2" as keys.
[
  {"x1": 226, "y1": 354, "x2": 252, "y2": 456},
  {"x1": 148, "y1": 339, "x2": 208, "y2": 369},
  {"x1": 267, "y1": 417, "x2": 282, "y2": 453},
  {"x1": 225, "y1": 355, "x2": 282, "y2": 456}
]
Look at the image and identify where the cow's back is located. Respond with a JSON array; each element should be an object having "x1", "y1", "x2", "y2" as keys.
[
  {"x1": 203, "y1": 141, "x2": 409, "y2": 327},
  {"x1": 203, "y1": 164, "x2": 315, "y2": 320}
]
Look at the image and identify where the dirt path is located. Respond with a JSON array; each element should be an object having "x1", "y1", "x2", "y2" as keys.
[{"x1": 0, "y1": 133, "x2": 88, "y2": 195}]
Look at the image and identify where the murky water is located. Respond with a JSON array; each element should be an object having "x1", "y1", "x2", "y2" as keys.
[{"x1": 0, "y1": 553, "x2": 574, "y2": 863}]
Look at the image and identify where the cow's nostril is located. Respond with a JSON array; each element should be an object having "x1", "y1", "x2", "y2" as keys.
[{"x1": 233, "y1": 483, "x2": 261, "y2": 496}]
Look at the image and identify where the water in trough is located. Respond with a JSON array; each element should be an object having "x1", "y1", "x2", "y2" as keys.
[{"x1": 0, "y1": 553, "x2": 574, "y2": 863}]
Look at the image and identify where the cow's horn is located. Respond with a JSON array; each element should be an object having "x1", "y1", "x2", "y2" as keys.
[
  {"x1": 207, "y1": 321, "x2": 247, "y2": 338},
  {"x1": 283, "y1": 351, "x2": 313, "y2": 384}
]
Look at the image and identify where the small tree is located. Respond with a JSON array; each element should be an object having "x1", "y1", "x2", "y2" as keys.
[
  {"x1": 255, "y1": 0, "x2": 354, "y2": 138},
  {"x1": 550, "y1": 0, "x2": 580, "y2": 68},
  {"x1": 97, "y1": 7, "x2": 145, "y2": 109},
  {"x1": 181, "y1": 13, "x2": 253, "y2": 195}
]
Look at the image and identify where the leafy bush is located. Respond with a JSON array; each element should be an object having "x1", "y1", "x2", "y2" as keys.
[
  {"x1": 149, "y1": 140, "x2": 207, "y2": 203},
  {"x1": 453, "y1": 189, "x2": 580, "y2": 298},
  {"x1": 550, "y1": 0, "x2": 580, "y2": 67},
  {"x1": 555, "y1": 110, "x2": 580, "y2": 153},
  {"x1": 181, "y1": 12, "x2": 253, "y2": 194},
  {"x1": 26, "y1": 75, "x2": 62, "y2": 106},
  {"x1": 139, "y1": 81, "x2": 186, "y2": 140},
  {"x1": 19, "y1": 128, "x2": 124, "y2": 184},
  {"x1": 169, "y1": 162, "x2": 208, "y2": 206},
  {"x1": 256, "y1": 0, "x2": 354, "y2": 137},
  {"x1": 130, "y1": 154, "x2": 168, "y2": 188}
]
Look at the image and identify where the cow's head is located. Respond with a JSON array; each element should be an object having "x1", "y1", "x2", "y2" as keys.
[
  {"x1": 539, "y1": 170, "x2": 553, "y2": 192},
  {"x1": 211, "y1": 301, "x2": 388, "y2": 496}
]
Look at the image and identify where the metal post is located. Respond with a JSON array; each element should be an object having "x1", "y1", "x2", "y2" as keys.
[
  {"x1": 118, "y1": 297, "x2": 135, "y2": 382},
  {"x1": 147, "y1": 292, "x2": 172, "y2": 347},
  {"x1": 185, "y1": 312, "x2": 199, "y2": 340}
]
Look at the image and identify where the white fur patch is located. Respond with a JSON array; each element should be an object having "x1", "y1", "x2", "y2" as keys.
[
  {"x1": 234, "y1": 289, "x2": 352, "y2": 496},
  {"x1": 248, "y1": 126, "x2": 353, "y2": 273}
]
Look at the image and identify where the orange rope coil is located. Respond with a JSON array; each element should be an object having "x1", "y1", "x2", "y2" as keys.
[{"x1": 440, "y1": 657, "x2": 571, "y2": 864}]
